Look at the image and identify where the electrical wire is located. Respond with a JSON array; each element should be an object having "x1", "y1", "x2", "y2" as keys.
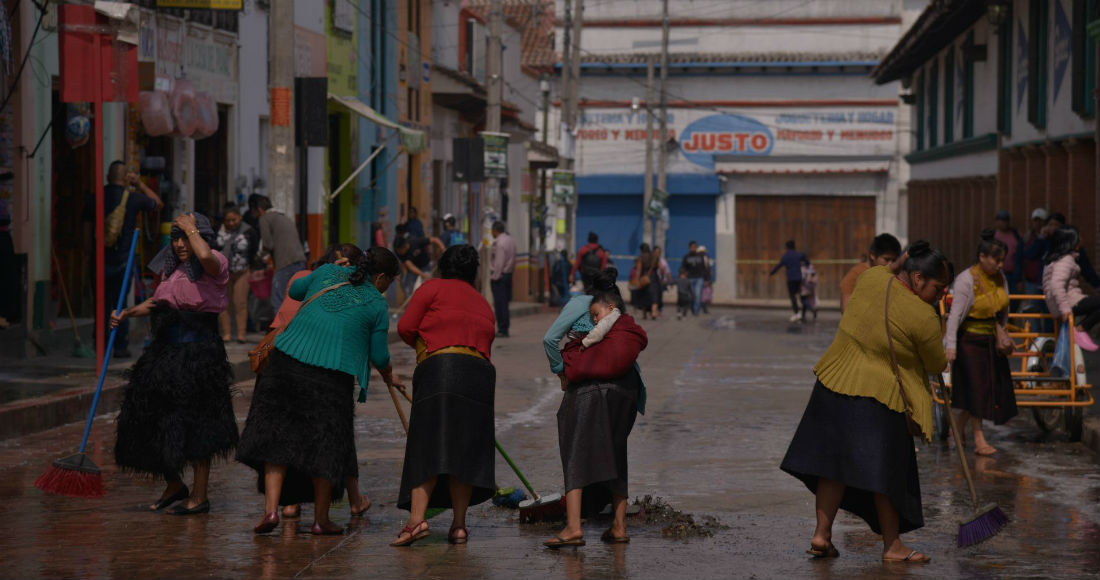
[{"x1": 0, "y1": 0, "x2": 45, "y2": 115}]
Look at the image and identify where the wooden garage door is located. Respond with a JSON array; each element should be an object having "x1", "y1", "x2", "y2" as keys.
[{"x1": 736, "y1": 195, "x2": 876, "y2": 302}]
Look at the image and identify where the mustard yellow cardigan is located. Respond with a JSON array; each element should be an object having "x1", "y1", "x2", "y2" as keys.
[{"x1": 813, "y1": 266, "x2": 947, "y2": 441}]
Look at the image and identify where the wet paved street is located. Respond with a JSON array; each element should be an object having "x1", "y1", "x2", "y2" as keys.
[{"x1": 0, "y1": 308, "x2": 1097, "y2": 579}]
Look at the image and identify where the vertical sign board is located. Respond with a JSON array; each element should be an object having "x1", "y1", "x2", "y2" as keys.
[
  {"x1": 481, "y1": 132, "x2": 509, "y2": 179},
  {"x1": 551, "y1": 170, "x2": 576, "y2": 205}
]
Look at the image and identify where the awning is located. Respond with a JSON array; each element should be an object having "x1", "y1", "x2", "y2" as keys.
[
  {"x1": 328, "y1": 94, "x2": 427, "y2": 154},
  {"x1": 715, "y1": 159, "x2": 890, "y2": 175}
]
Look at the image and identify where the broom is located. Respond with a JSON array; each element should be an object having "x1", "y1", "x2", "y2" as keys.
[
  {"x1": 937, "y1": 373, "x2": 1010, "y2": 546},
  {"x1": 388, "y1": 382, "x2": 564, "y2": 522},
  {"x1": 52, "y1": 250, "x2": 94, "y2": 358},
  {"x1": 35, "y1": 229, "x2": 140, "y2": 498}
]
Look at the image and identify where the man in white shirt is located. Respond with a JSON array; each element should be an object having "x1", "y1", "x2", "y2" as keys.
[{"x1": 490, "y1": 221, "x2": 516, "y2": 337}]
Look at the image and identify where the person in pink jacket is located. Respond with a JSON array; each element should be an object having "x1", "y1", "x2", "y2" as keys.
[{"x1": 1042, "y1": 226, "x2": 1100, "y2": 351}]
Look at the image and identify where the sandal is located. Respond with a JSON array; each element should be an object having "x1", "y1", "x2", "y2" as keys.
[
  {"x1": 806, "y1": 542, "x2": 839, "y2": 558},
  {"x1": 882, "y1": 550, "x2": 931, "y2": 563},
  {"x1": 600, "y1": 529, "x2": 630, "y2": 544},
  {"x1": 390, "y1": 521, "x2": 430, "y2": 547},
  {"x1": 150, "y1": 485, "x2": 189, "y2": 511},
  {"x1": 544, "y1": 535, "x2": 586, "y2": 549},
  {"x1": 448, "y1": 526, "x2": 469, "y2": 544}
]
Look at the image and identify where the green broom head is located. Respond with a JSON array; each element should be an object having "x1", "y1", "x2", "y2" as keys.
[
  {"x1": 34, "y1": 453, "x2": 105, "y2": 498},
  {"x1": 72, "y1": 339, "x2": 94, "y2": 358},
  {"x1": 957, "y1": 503, "x2": 1009, "y2": 547}
]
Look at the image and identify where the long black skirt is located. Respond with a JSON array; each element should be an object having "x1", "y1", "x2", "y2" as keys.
[
  {"x1": 114, "y1": 307, "x2": 238, "y2": 480},
  {"x1": 557, "y1": 369, "x2": 640, "y2": 513},
  {"x1": 951, "y1": 331, "x2": 1018, "y2": 424},
  {"x1": 236, "y1": 349, "x2": 357, "y2": 504},
  {"x1": 780, "y1": 381, "x2": 923, "y2": 535},
  {"x1": 397, "y1": 353, "x2": 496, "y2": 510}
]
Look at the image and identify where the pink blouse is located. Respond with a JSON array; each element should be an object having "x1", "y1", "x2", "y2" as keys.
[{"x1": 152, "y1": 251, "x2": 230, "y2": 313}]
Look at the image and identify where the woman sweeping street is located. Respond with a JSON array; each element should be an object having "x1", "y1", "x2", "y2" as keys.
[
  {"x1": 236, "y1": 247, "x2": 402, "y2": 535},
  {"x1": 110, "y1": 213, "x2": 239, "y2": 515},
  {"x1": 393, "y1": 245, "x2": 497, "y2": 546},
  {"x1": 544, "y1": 280, "x2": 647, "y2": 548},
  {"x1": 944, "y1": 231, "x2": 1017, "y2": 455},
  {"x1": 780, "y1": 242, "x2": 951, "y2": 563}
]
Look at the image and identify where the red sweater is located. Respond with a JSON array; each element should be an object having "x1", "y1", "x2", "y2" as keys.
[
  {"x1": 561, "y1": 313, "x2": 647, "y2": 383},
  {"x1": 398, "y1": 278, "x2": 496, "y2": 360}
]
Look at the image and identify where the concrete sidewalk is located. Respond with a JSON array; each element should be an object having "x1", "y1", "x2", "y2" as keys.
[{"x1": 0, "y1": 301, "x2": 546, "y2": 440}]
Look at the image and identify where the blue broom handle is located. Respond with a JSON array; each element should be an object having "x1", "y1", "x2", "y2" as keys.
[{"x1": 78, "y1": 229, "x2": 140, "y2": 454}]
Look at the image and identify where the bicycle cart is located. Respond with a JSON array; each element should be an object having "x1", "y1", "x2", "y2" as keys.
[{"x1": 933, "y1": 294, "x2": 1095, "y2": 442}]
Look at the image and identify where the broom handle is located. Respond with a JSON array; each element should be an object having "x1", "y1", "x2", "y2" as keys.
[
  {"x1": 78, "y1": 229, "x2": 140, "y2": 454},
  {"x1": 387, "y1": 383, "x2": 410, "y2": 433},
  {"x1": 940, "y1": 373, "x2": 980, "y2": 509},
  {"x1": 392, "y1": 381, "x2": 541, "y2": 500}
]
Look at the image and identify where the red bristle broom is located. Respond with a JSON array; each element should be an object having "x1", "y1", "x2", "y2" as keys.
[
  {"x1": 35, "y1": 229, "x2": 140, "y2": 498},
  {"x1": 937, "y1": 373, "x2": 1010, "y2": 546}
]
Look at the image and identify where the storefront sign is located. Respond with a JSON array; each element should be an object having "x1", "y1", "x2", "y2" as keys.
[
  {"x1": 481, "y1": 132, "x2": 509, "y2": 179},
  {"x1": 575, "y1": 107, "x2": 897, "y2": 173},
  {"x1": 156, "y1": 0, "x2": 242, "y2": 9}
]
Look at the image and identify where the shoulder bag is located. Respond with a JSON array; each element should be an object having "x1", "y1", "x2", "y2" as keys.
[
  {"x1": 248, "y1": 281, "x2": 349, "y2": 374},
  {"x1": 971, "y1": 267, "x2": 1014, "y2": 356},
  {"x1": 884, "y1": 277, "x2": 926, "y2": 438}
]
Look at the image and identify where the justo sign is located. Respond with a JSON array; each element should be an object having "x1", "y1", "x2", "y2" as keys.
[{"x1": 679, "y1": 114, "x2": 773, "y2": 169}]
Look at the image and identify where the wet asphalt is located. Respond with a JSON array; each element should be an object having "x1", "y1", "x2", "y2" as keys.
[{"x1": 0, "y1": 308, "x2": 1096, "y2": 579}]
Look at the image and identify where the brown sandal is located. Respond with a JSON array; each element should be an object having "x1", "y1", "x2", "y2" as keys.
[
  {"x1": 448, "y1": 526, "x2": 469, "y2": 544},
  {"x1": 390, "y1": 521, "x2": 430, "y2": 547}
]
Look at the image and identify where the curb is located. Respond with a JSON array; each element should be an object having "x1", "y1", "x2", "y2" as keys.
[
  {"x1": 0, "y1": 302, "x2": 549, "y2": 440},
  {"x1": 1083, "y1": 417, "x2": 1099, "y2": 455}
]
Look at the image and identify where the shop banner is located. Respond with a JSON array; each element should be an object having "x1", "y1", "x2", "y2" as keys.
[
  {"x1": 481, "y1": 132, "x2": 509, "y2": 179},
  {"x1": 574, "y1": 106, "x2": 897, "y2": 174},
  {"x1": 552, "y1": 170, "x2": 576, "y2": 205}
]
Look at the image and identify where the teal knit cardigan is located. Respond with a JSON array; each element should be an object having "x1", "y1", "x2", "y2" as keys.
[{"x1": 274, "y1": 264, "x2": 391, "y2": 401}]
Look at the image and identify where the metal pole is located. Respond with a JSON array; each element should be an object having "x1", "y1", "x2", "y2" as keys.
[
  {"x1": 483, "y1": 0, "x2": 504, "y2": 299},
  {"x1": 567, "y1": 0, "x2": 584, "y2": 254},
  {"x1": 269, "y1": 0, "x2": 297, "y2": 220},
  {"x1": 644, "y1": 57, "x2": 655, "y2": 248},
  {"x1": 94, "y1": 37, "x2": 105, "y2": 364},
  {"x1": 657, "y1": 0, "x2": 670, "y2": 251}
]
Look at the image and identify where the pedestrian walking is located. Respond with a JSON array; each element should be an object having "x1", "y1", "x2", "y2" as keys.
[
  {"x1": 215, "y1": 204, "x2": 259, "y2": 344},
  {"x1": 675, "y1": 269, "x2": 692, "y2": 319},
  {"x1": 490, "y1": 221, "x2": 516, "y2": 337},
  {"x1": 236, "y1": 248, "x2": 402, "y2": 536},
  {"x1": 682, "y1": 241, "x2": 710, "y2": 316},
  {"x1": 544, "y1": 281, "x2": 648, "y2": 548},
  {"x1": 770, "y1": 240, "x2": 809, "y2": 322},
  {"x1": 550, "y1": 250, "x2": 573, "y2": 307},
  {"x1": 630, "y1": 244, "x2": 659, "y2": 319},
  {"x1": 840, "y1": 234, "x2": 902, "y2": 313},
  {"x1": 393, "y1": 245, "x2": 497, "y2": 546},
  {"x1": 780, "y1": 242, "x2": 951, "y2": 564},
  {"x1": 1019, "y1": 208, "x2": 1050, "y2": 321},
  {"x1": 1043, "y1": 226, "x2": 1100, "y2": 352},
  {"x1": 110, "y1": 213, "x2": 238, "y2": 516},
  {"x1": 85, "y1": 161, "x2": 164, "y2": 358},
  {"x1": 697, "y1": 245, "x2": 713, "y2": 314},
  {"x1": 800, "y1": 262, "x2": 818, "y2": 322},
  {"x1": 404, "y1": 206, "x2": 426, "y2": 238},
  {"x1": 394, "y1": 230, "x2": 446, "y2": 300},
  {"x1": 267, "y1": 243, "x2": 379, "y2": 521},
  {"x1": 944, "y1": 231, "x2": 1018, "y2": 456},
  {"x1": 992, "y1": 210, "x2": 1023, "y2": 291},
  {"x1": 570, "y1": 232, "x2": 608, "y2": 285},
  {"x1": 254, "y1": 195, "x2": 306, "y2": 312},
  {"x1": 653, "y1": 246, "x2": 672, "y2": 315}
]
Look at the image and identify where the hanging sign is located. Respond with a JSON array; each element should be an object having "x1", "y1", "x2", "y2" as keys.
[
  {"x1": 551, "y1": 170, "x2": 576, "y2": 205},
  {"x1": 481, "y1": 132, "x2": 509, "y2": 179}
]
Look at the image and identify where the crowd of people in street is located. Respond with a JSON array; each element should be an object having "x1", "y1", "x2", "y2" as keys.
[{"x1": 86, "y1": 163, "x2": 1099, "y2": 565}]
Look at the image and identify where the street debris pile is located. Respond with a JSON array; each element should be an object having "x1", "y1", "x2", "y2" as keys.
[{"x1": 634, "y1": 495, "x2": 728, "y2": 539}]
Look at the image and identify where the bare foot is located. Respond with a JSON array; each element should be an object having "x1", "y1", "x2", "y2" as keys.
[
  {"x1": 282, "y1": 504, "x2": 301, "y2": 518},
  {"x1": 350, "y1": 497, "x2": 372, "y2": 516},
  {"x1": 883, "y1": 540, "x2": 930, "y2": 563},
  {"x1": 975, "y1": 445, "x2": 997, "y2": 456}
]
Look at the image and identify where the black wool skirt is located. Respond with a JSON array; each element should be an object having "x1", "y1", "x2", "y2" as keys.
[
  {"x1": 397, "y1": 353, "x2": 496, "y2": 511},
  {"x1": 780, "y1": 381, "x2": 924, "y2": 535},
  {"x1": 236, "y1": 349, "x2": 357, "y2": 504},
  {"x1": 557, "y1": 369, "x2": 640, "y2": 512},
  {"x1": 951, "y1": 331, "x2": 1018, "y2": 424},
  {"x1": 114, "y1": 306, "x2": 238, "y2": 480}
]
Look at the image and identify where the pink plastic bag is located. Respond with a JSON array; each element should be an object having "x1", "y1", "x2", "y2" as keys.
[
  {"x1": 192, "y1": 93, "x2": 219, "y2": 140},
  {"x1": 248, "y1": 269, "x2": 273, "y2": 299},
  {"x1": 170, "y1": 79, "x2": 198, "y2": 137},
  {"x1": 139, "y1": 91, "x2": 175, "y2": 136}
]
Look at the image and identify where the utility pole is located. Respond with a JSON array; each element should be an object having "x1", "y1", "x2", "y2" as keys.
[
  {"x1": 482, "y1": 0, "x2": 504, "y2": 298},
  {"x1": 269, "y1": 0, "x2": 296, "y2": 219},
  {"x1": 558, "y1": 0, "x2": 574, "y2": 254},
  {"x1": 643, "y1": 57, "x2": 655, "y2": 248},
  {"x1": 566, "y1": 0, "x2": 584, "y2": 253},
  {"x1": 656, "y1": 0, "x2": 670, "y2": 250}
]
